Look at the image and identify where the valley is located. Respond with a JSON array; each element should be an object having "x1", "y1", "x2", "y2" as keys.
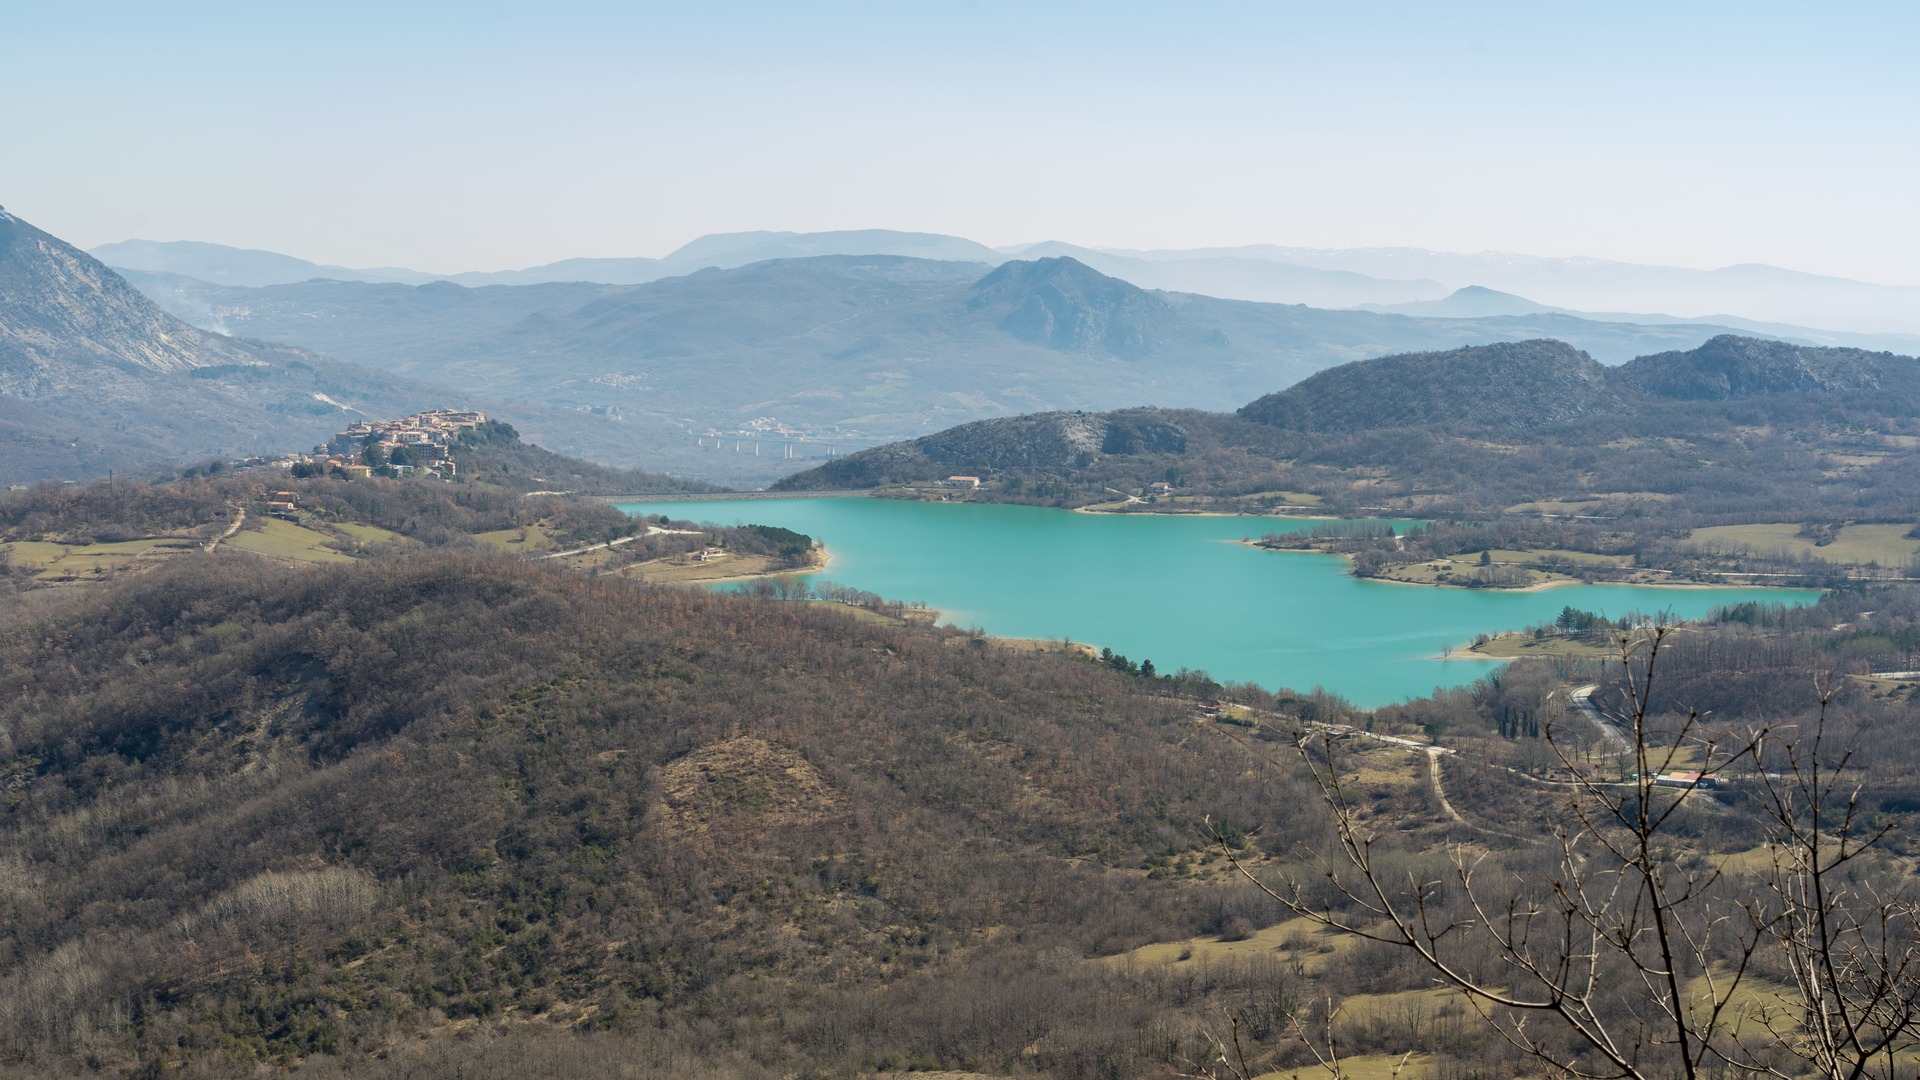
[
  {"x1": 10, "y1": 6, "x2": 1920, "y2": 1076},
  {"x1": 0, "y1": 361, "x2": 1913, "y2": 1079}
]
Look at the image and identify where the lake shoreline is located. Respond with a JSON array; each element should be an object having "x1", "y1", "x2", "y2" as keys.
[
  {"x1": 612, "y1": 495, "x2": 1819, "y2": 708},
  {"x1": 1241, "y1": 540, "x2": 1819, "y2": 594}
]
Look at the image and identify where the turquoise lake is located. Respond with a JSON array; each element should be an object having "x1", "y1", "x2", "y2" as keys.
[{"x1": 616, "y1": 497, "x2": 1816, "y2": 707}]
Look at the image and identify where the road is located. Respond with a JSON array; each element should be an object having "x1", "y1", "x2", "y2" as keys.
[
  {"x1": 537, "y1": 534, "x2": 641, "y2": 560},
  {"x1": 536, "y1": 524, "x2": 706, "y2": 561},
  {"x1": 204, "y1": 506, "x2": 246, "y2": 553},
  {"x1": 1568, "y1": 684, "x2": 1631, "y2": 754}
]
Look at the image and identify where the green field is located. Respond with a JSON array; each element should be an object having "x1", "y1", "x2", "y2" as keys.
[
  {"x1": 225, "y1": 519, "x2": 356, "y2": 563},
  {"x1": 2, "y1": 537, "x2": 201, "y2": 579},
  {"x1": 1468, "y1": 632, "x2": 1617, "y2": 659},
  {"x1": 1371, "y1": 559, "x2": 1568, "y2": 589},
  {"x1": 1485, "y1": 547, "x2": 1632, "y2": 567},
  {"x1": 0, "y1": 540, "x2": 75, "y2": 570},
  {"x1": 332, "y1": 521, "x2": 409, "y2": 546},
  {"x1": 1242, "y1": 490, "x2": 1326, "y2": 506},
  {"x1": 1687, "y1": 523, "x2": 1920, "y2": 566},
  {"x1": 3, "y1": 520, "x2": 386, "y2": 578}
]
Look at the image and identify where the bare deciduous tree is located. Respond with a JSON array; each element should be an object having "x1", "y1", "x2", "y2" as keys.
[{"x1": 1205, "y1": 625, "x2": 1920, "y2": 1080}]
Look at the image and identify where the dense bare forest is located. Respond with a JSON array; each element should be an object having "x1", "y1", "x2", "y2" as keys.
[
  {"x1": 2, "y1": 540, "x2": 1916, "y2": 1076},
  {"x1": 4, "y1": 462, "x2": 1919, "y2": 1077},
  {"x1": 0, "y1": 552, "x2": 1342, "y2": 1078}
]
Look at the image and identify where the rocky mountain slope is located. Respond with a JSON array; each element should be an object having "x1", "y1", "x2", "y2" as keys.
[{"x1": 0, "y1": 208, "x2": 458, "y2": 485}]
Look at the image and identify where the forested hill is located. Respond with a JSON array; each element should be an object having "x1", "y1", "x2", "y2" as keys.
[
  {"x1": 1614, "y1": 333, "x2": 1920, "y2": 403},
  {"x1": 0, "y1": 551, "x2": 1312, "y2": 1076},
  {"x1": 1237, "y1": 334, "x2": 1920, "y2": 436},
  {"x1": 448, "y1": 418, "x2": 719, "y2": 494},
  {"x1": 771, "y1": 407, "x2": 1280, "y2": 491},
  {"x1": 774, "y1": 335, "x2": 1920, "y2": 542},
  {"x1": 1235, "y1": 338, "x2": 1619, "y2": 434}
]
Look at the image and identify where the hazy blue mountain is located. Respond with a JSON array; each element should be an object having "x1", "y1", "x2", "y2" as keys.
[
  {"x1": 113, "y1": 269, "x2": 630, "y2": 349},
  {"x1": 88, "y1": 239, "x2": 436, "y2": 286},
  {"x1": 443, "y1": 256, "x2": 668, "y2": 286},
  {"x1": 439, "y1": 229, "x2": 1003, "y2": 285},
  {"x1": 1362, "y1": 285, "x2": 1920, "y2": 354},
  {"x1": 0, "y1": 210, "x2": 456, "y2": 483},
  {"x1": 99, "y1": 230, "x2": 1920, "y2": 337},
  {"x1": 965, "y1": 256, "x2": 1204, "y2": 359},
  {"x1": 374, "y1": 230, "x2": 1005, "y2": 287},
  {"x1": 1360, "y1": 285, "x2": 1556, "y2": 318},
  {"x1": 1012, "y1": 241, "x2": 1447, "y2": 308},
  {"x1": 1116, "y1": 245, "x2": 1920, "y2": 336},
  {"x1": 657, "y1": 229, "x2": 1004, "y2": 270},
  {"x1": 100, "y1": 229, "x2": 1011, "y2": 291}
]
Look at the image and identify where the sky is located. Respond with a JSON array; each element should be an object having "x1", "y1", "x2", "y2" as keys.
[{"x1": 6, "y1": 1, "x2": 1919, "y2": 283}]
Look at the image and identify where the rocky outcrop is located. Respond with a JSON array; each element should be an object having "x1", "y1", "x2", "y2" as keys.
[{"x1": 0, "y1": 209, "x2": 441, "y2": 484}]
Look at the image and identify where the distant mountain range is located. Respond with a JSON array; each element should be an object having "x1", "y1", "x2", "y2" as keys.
[
  {"x1": 112, "y1": 252, "x2": 1794, "y2": 483},
  {"x1": 1362, "y1": 286, "x2": 1920, "y2": 355},
  {"x1": 1110, "y1": 244, "x2": 1920, "y2": 337},
  {"x1": 42, "y1": 213, "x2": 1920, "y2": 489},
  {"x1": 1, "y1": 209, "x2": 749, "y2": 487},
  {"x1": 93, "y1": 230, "x2": 1007, "y2": 289},
  {"x1": 96, "y1": 228, "x2": 1920, "y2": 338}
]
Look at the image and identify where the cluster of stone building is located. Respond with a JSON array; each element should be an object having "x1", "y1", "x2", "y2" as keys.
[{"x1": 295, "y1": 409, "x2": 486, "y2": 480}]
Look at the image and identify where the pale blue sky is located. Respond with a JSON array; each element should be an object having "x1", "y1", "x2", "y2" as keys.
[{"x1": 6, "y1": 2, "x2": 1917, "y2": 282}]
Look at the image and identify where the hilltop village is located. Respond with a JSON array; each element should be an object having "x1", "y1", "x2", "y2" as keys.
[{"x1": 287, "y1": 408, "x2": 488, "y2": 480}]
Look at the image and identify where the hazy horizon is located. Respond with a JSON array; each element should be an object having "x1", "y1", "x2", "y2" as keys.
[
  {"x1": 77, "y1": 230, "x2": 1920, "y2": 289},
  {"x1": 8, "y1": 2, "x2": 1918, "y2": 285}
]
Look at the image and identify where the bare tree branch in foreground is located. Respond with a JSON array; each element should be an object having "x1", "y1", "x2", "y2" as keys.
[{"x1": 1207, "y1": 625, "x2": 1920, "y2": 1080}]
